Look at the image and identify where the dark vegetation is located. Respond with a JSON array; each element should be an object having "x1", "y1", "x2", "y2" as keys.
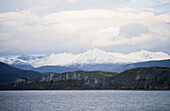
[
  {"x1": 0, "y1": 62, "x2": 48, "y2": 84},
  {"x1": 0, "y1": 66, "x2": 170, "y2": 90}
]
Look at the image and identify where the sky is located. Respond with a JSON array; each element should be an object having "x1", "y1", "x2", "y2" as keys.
[{"x1": 0, "y1": 0, "x2": 170, "y2": 56}]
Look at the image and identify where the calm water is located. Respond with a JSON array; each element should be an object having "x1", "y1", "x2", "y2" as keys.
[{"x1": 0, "y1": 90, "x2": 170, "y2": 111}]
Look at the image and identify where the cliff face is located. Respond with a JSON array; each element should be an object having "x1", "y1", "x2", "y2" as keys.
[
  {"x1": 2, "y1": 67, "x2": 170, "y2": 90},
  {"x1": 6, "y1": 71, "x2": 114, "y2": 90},
  {"x1": 36, "y1": 71, "x2": 109, "y2": 89}
]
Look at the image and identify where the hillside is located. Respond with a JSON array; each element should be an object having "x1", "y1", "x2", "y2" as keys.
[
  {"x1": 108, "y1": 67, "x2": 170, "y2": 89},
  {"x1": 0, "y1": 62, "x2": 47, "y2": 84},
  {"x1": 2, "y1": 67, "x2": 170, "y2": 90}
]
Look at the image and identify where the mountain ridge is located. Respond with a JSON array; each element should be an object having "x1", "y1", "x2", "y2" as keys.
[{"x1": 1, "y1": 49, "x2": 170, "y2": 68}]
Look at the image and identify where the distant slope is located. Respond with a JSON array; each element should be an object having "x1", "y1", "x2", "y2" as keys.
[
  {"x1": 67, "y1": 59, "x2": 170, "y2": 73},
  {"x1": 0, "y1": 62, "x2": 46, "y2": 85},
  {"x1": 71, "y1": 63, "x2": 123, "y2": 72},
  {"x1": 33, "y1": 66, "x2": 79, "y2": 73},
  {"x1": 11, "y1": 62, "x2": 34, "y2": 70},
  {"x1": 30, "y1": 59, "x2": 170, "y2": 73},
  {"x1": 122, "y1": 59, "x2": 170, "y2": 72}
]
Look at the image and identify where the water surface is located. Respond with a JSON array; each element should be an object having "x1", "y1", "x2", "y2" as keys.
[{"x1": 0, "y1": 90, "x2": 170, "y2": 111}]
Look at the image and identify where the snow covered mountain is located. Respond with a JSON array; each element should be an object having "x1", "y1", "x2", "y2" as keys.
[
  {"x1": 126, "y1": 50, "x2": 170, "y2": 60},
  {"x1": 30, "y1": 48, "x2": 143, "y2": 67},
  {"x1": 0, "y1": 55, "x2": 44, "y2": 69},
  {"x1": 0, "y1": 49, "x2": 170, "y2": 68},
  {"x1": 0, "y1": 55, "x2": 44, "y2": 64},
  {"x1": 72, "y1": 48, "x2": 140, "y2": 65},
  {"x1": 30, "y1": 53, "x2": 76, "y2": 68},
  {"x1": 0, "y1": 56, "x2": 27, "y2": 65}
]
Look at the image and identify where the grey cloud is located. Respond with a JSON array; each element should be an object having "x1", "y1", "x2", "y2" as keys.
[
  {"x1": 118, "y1": 23, "x2": 150, "y2": 38},
  {"x1": 102, "y1": 38, "x2": 170, "y2": 55}
]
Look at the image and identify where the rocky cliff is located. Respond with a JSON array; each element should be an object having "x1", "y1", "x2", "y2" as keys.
[{"x1": 1, "y1": 67, "x2": 170, "y2": 90}]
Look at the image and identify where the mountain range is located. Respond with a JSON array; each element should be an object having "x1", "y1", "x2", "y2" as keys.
[{"x1": 0, "y1": 49, "x2": 170, "y2": 73}]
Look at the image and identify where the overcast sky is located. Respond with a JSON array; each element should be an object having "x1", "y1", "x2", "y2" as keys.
[{"x1": 0, "y1": 0, "x2": 170, "y2": 56}]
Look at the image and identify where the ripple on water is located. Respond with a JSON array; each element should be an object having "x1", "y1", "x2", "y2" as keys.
[{"x1": 0, "y1": 90, "x2": 170, "y2": 111}]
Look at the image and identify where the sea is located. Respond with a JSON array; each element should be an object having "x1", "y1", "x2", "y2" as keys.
[{"x1": 0, "y1": 90, "x2": 170, "y2": 111}]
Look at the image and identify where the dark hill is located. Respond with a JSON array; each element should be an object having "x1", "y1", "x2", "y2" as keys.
[
  {"x1": 0, "y1": 62, "x2": 46, "y2": 84},
  {"x1": 2, "y1": 67, "x2": 170, "y2": 90},
  {"x1": 108, "y1": 67, "x2": 170, "y2": 89}
]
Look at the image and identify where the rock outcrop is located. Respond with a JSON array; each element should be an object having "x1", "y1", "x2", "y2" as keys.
[{"x1": 1, "y1": 67, "x2": 170, "y2": 90}]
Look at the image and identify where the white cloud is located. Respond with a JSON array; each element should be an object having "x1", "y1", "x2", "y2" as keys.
[
  {"x1": 131, "y1": 0, "x2": 137, "y2": 3},
  {"x1": 0, "y1": 8, "x2": 170, "y2": 55},
  {"x1": 91, "y1": 34, "x2": 154, "y2": 47},
  {"x1": 67, "y1": 0, "x2": 79, "y2": 3},
  {"x1": 0, "y1": 11, "x2": 39, "y2": 22}
]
